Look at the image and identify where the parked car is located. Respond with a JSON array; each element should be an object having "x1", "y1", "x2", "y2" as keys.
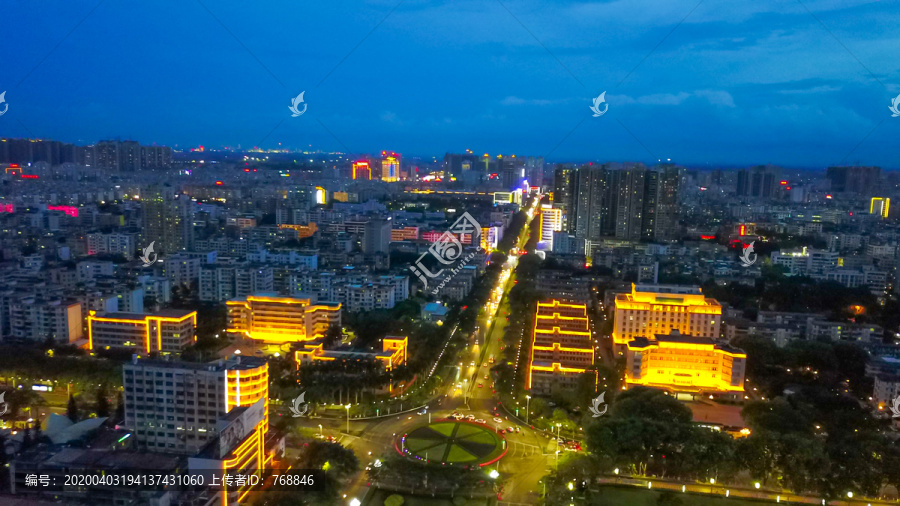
[
  {"x1": 493, "y1": 417, "x2": 503, "y2": 423},
  {"x1": 474, "y1": 419, "x2": 485, "y2": 424}
]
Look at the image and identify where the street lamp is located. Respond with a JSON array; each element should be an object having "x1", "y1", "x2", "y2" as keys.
[
  {"x1": 318, "y1": 424, "x2": 323, "y2": 436},
  {"x1": 525, "y1": 395, "x2": 531, "y2": 425},
  {"x1": 345, "y1": 404, "x2": 351, "y2": 433}
]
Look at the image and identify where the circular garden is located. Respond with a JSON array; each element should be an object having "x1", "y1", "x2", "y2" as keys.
[{"x1": 399, "y1": 421, "x2": 506, "y2": 467}]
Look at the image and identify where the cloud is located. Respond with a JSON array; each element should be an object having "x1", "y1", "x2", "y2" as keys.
[
  {"x1": 500, "y1": 96, "x2": 565, "y2": 106},
  {"x1": 616, "y1": 90, "x2": 734, "y2": 107}
]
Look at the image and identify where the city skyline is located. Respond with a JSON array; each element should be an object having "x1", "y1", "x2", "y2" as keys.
[{"x1": 2, "y1": 1, "x2": 899, "y2": 167}]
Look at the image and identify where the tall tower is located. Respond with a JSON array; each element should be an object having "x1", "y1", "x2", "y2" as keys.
[{"x1": 142, "y1": 185, "x2": 189, "y2": 255}]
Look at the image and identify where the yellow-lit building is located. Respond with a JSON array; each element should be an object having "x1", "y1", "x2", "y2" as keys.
[
  {"x1": 624, "y1": 331, "x2": 746, "y2": 395},
  {"x1": 295, "y1": 336, "x2": 407, "y2": 371},
  {"x1": 352, "y1": 160, "x2": 371, "y2": 180},
  {"x1": 381, "y1": 151, "x2": 400, "y2": 182},
  {"x1": 613, "y1": 284, "x2": 722, "y2": 352},
  {"x1": 226, "y1": 294, "x2": 341, "y2": 344},
  {"x1": 527, "y1": 300, "x2": 596, "y2": 395},
  {"x1": 278, "y1": 222, "x2": 318, "y2": 239},
  {"x1": 871, "y1": 197, "x2": 890, "y2": 219},
  {"x1": 88, "y1": 309, "x2": 197, "y2": 354}
]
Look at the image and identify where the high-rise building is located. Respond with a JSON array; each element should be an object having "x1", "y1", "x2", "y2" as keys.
[
  {"x1": 141, "y1": 184, "x2": 190, "y2": 254},
  {"x1": 826, "y1": 165, "x2": 881, "y2": 194},
  {"x1": 624, "y1": 331, "x2": 746, "y2": 395},
  {"x1": 381, "y1": 151, "x2": 401, "y2": 182},
  {"x1": 527, "y1": 300, "x2": 596, "y2": 396},
  {"x1": 352, "y1": 160, "x2": 371, "y2": 180},
  {"x1": 736, "y1": 165, "x2": 780, "y2": 198},
  {"x1": 640, "y1": 165, "x2": 681, "y2": 241},
  {"x1": 226, "y1": 294, "x2": 341, "y2": 344},
  {"x1": 539, "y1": 205, "x2": 563, "y2": 249},
  {"x1": 87, "y1": 309, "x2": 197, "y2": 353},
  {"x1": 122, "y1": 354, "x2": 271, "y2": 505},
  {"x1": 871, "y1": 197, "x2": 891, "y2": 219},
  {"x1": 613, "y1": 165, "x2": 646, "y2": 241},
  {"x1": 563, "y1": 163, "x2": 679, "y2": 244},
  {"x1": 612, "y1": 283, "x2": 722, "y2": 352},
  {"x1": 552, "y1": 166, "x2": 576, "y2": 231},
  {"x1": 364, "y1": 218, "x2": 392, "y2": 254},
  {"x1": 525, "y1": 156, "x2": 544, "y2": 188}
]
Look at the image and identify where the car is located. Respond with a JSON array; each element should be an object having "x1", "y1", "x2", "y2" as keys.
[
  {"x1": 466, "y1": 414, "x2": 475, "y2": 420},
  {"x1": 493, "y1": 417, "x2": 503, "y2": 423},
  {"x1": 484, "y1": 374, "x2": 489, "y2": 380},
  {"x1": 477, "y1": 383, "x2": 483, "y2": 388},
  {"x1": 515, "y1": 427, "x2": 520, "y2": 433},
  {"x1": 474, "y1": 419, "x2": 485, "y2": 424},
  {"x1": 506, "y1": 427, "x2": 514, "y2": 433},
  {"x1": 469, "y1": 361, "x2": 475, "y2": 367}
]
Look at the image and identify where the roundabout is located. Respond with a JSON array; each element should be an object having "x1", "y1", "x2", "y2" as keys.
[{"x1": 397, "y1": 420, "x2": 507, "y2": 467}]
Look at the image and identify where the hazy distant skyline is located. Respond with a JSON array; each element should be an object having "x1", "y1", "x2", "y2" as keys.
[{"x1": 2, "y1": 1, "x2": 899, "y2": 167}]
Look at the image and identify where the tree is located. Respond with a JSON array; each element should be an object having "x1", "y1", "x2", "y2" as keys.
[
  {"x1": 96, "y1": 385, "x2": 110, "y2": 418},
  {"x1": 384, "y1": 495, "x2": 404, "y2": 506},
  {"x1": 115, "y1": 391, "x2": 125, "y2": 422},
  {"x1": 66, "y1": 393, "x2": 79, "y2": 423}
]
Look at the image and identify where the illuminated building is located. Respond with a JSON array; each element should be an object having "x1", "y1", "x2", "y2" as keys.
[
  {"x1": 123, "y1": 355, "x2": 269, "y2": 454},
  {"x1": 527, "y1": 300, "x2": 596, "y2": 395},
  {"x1": 871, "y1": 197, "x2": 890, "y2": 219},
  {"x1": 539, "y1": 205, "x2": 563, "y2": 248},
  {"x1": 624, "y1": 331, "x2": 746, "y2": 395},
  {"x1": 277, "y1": 222, "x2": 318, "y2": 239},
  {"x1": 315, "y1": 186, "x2": 327, "y2": 205},
  {"x1": 226, "y1": 293, "x2": 341, "y2": 344},
  {"x1": 391, "y1": 226, "x2": 419, "y2": 241},
  {"x1": 352, "y1": 160, "x2": 371, "y2": 180},
  {"x1": 613, "y1": 284, "x2": 722, "y2": 352},
  {"x1": 381, "y1": 151, "x2": 400, "y2": 182},
  {"x1": 296, "y1": 336, "x2": 407, "y2": 371},
  {"x1": 88, "y1": 309, "x2": 196, "y2": 353},
  {"x1": 123, "y1": 356, "x2": 274, "y2": 505}
]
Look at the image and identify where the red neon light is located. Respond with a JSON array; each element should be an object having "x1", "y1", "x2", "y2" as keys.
[
  {"x1": 700, "y1": 235, "x2": 716, "y2": 240},
  {"x1": 780, "y1": 181, "x2": 788, "y2": 185},
  {"x1": 10, "y1": 164, "x2": 19, "y2": 168},
  {"x1": 739, "y1": 224, "x2": 746, "y2": 236},
  {"x1": 0, "y1": 204, "x2": 13, "y2": 213},
  {"x1": 215, "y1": 181, "x2": 223, "y2": 185},
  {"x1": 48, "y1": 205, "x2": 78, "y2": 217},
  {"x1": 20, "y1": 174, "x2": 39, "y2": 179}
]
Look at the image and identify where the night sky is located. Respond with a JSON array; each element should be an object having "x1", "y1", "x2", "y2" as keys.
[{"x1": 2, "y1": 0, "x2": 898, "y2": 167}]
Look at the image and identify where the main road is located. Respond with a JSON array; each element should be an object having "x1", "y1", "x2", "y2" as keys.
[{"x1": 317, "y1": 197, "x2": 548, "y2": 505}]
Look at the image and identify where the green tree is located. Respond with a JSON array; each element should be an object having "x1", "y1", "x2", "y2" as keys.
[
  {"x1": 384, "y1": 494, "x2": 404, "y2": 506},
  {"x1": 66, "y1": 393, "x2": 79, "y2": 422},
  {"x1": 96, "y1": 384, "x2": 110, "y2": 418}
]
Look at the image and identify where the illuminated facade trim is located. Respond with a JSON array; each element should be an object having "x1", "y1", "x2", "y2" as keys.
[
  {"x1": 88, "y1": 310, "x2": 197, "y2": 353},
  {"x1": 612, "y1": 284, "x2": 722, "y2": 350},
  {"x1": 624, "y1": 332, "x2": 746, "y2": 394},
  {"x1": 226, "y1": 294, "x2": 341, "y2": 344},
  {"x1": 527, "y1": 300, "x2": 596, "y2": 395}
]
